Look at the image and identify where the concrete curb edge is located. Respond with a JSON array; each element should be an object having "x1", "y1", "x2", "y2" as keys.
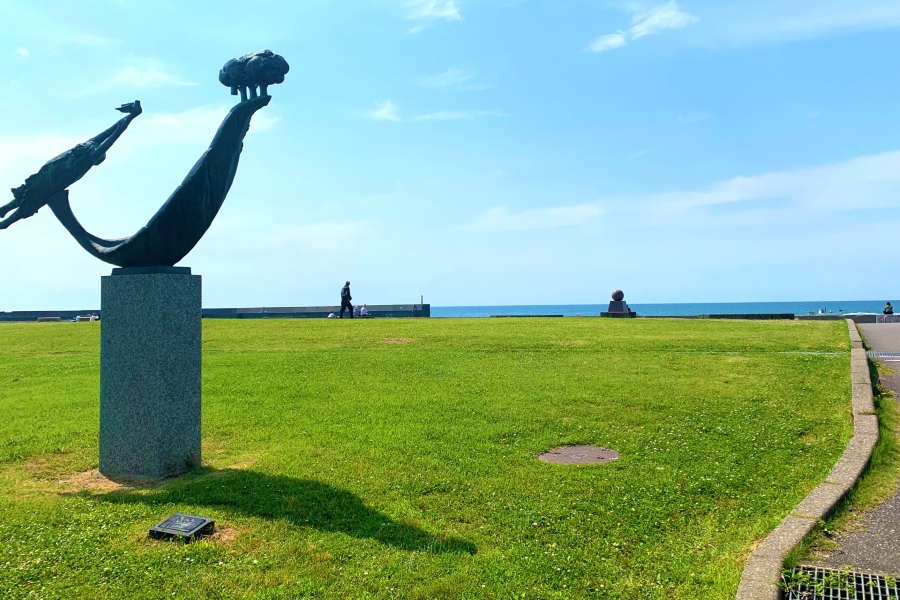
[{"x1": 735, "y1": 319, "x2": 878, "y2": 599}]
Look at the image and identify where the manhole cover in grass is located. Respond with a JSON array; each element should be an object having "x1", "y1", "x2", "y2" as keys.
[{"x1": 538, "y1": 445, "x2": 619, "y2": 465}]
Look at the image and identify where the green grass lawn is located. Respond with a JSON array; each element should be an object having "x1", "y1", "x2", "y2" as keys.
[{"x1": 0, "y1": 318, "x2": 851, "y2": 599}]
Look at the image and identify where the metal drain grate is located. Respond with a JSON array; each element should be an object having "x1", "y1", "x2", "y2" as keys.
[
  {"x1": 784, "y1": 566, "x2": 900, "y2": 599},
  {"x1": 867, "y1": 352, "x2": 900, "y2": 358}
]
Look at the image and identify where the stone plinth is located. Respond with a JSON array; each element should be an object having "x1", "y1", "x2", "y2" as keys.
[
  {"x1": 601, "y1": 300, "x2": 637, "y2": 318},
  {"x1": 99, "y1": 267, "x2": 201, "y2": 479}
]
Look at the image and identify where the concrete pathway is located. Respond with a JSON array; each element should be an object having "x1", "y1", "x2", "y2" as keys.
[{"x1": 804, "y1": 323, "x2": 900, "y2": 575}]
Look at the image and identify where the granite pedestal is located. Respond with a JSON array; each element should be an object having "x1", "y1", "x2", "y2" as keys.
[
  {"x1": 99, "y1": 267, "x2": 202, "y2": 479},
  {"x1": 601, "y1": 300, "x2": 637, "y2": 318}
]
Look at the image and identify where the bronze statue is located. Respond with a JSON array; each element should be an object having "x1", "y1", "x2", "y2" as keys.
[{"x1": 1, "y1": 50, "x2": 289, "y2": 268}]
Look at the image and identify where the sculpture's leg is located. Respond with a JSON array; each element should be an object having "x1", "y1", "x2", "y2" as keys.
[
  {"x1": 0, "y1": 209, "x2": 23, "y2": 230},
  {"x1": 260, "y1": 84, "x2": 268, "y2": 96},
  {"x1": 239, "y1": 86, "x2": 247, "y2": 102},
  {"x1": 249, "y1": 86, "x2": 258, "y2": 99},
  {"x1": 0, "y1": 198, "x2": 18, "y2": 219}
]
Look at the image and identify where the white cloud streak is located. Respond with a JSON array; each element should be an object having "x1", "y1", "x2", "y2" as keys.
[
  {"x1": 69, "y1": 60, "x2": 198, "y2": 98},
  {"x1": 587, "y1": 1, "x2": 698, "y2": 52},
  {"x1": 587, "y1": 33, "x2": 628, "y2": 52},
  {"x1": 629, "y1": 1, "x2": 699, "y2": 39},
  {"x1": 465, "y1": 150, "x2": 900, "y2": 234},
  {"x1": 14, "y1": 47, "x2": 29, "y2": 57},
  {"x1": 415, "y1": 68, "x2": 475, "y2": 88},
  {"x1": 635, "y1": 150, "x2": 900, "y2": 227},
  {"x1": 700, "y1": 1, "x2": 900, "y2": 46},
  {"x1": 406, "y1": 0, "x2": 462, "y2": 33},
  {"x1": 467, "y1": 205, "x2": 604, "y2": 232},
  {"x1": 369, "y1": 100, "x2": 402, "y2": 122},
  {"x1": 366, "y1": 102, "x2": 503, "y2": 122}
]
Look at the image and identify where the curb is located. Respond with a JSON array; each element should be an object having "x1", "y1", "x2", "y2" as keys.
[{"x1": 735, "y1": 319, "x2": 879, "y2": 599}]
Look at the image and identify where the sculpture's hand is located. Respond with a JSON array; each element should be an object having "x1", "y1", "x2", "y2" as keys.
[{"x1": 115, "y1": 100, "x2": 142, "y2": 116}]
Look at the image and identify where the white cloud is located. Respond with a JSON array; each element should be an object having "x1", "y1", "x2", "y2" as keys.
[
  {"x1": 14, "y1": 47, "x2": 29, "y2": 57},
  {"x1": 629, "y1": 1, "x2": 699, "y2": 39},
  {"x1": 414, "y1": 110, "x2": 505, "y2": 121},
  {"x1": 465, "y1": 151, "x2": 900, "y2": 235},
  {"x1": 587, "y1": 1, "x2": 698, "y2": 53},
  {"x1": 369, "y1": 100, "x2": 402, "y2": 122},
  {"x1": 248, "y1": 113, "x2": 280, "y2": 132},
  {"x1": 701, "y1": 1, "x2": 900, "y2": 46},
  {"x1": 416, "y1": 68, "x2": 475, "y2": 88},
  {"x1": 363, "y1": 102, "x2": 503, "y2": 123},
  {"x1": 587, "y1": 33, "x2": 628, "y2": 52},
  {"x1": 466, "y1": 205, "x2": 604, "y2": 232},
  {"x1": 406, "y1": 0, "x2": 462, "y2": 33},
  {"x1": 635, "y1": 151, "x2": 900, "y2": 227},
  {"x1": 69, "y1": 60, "x2": 198, "y2": 98},
  {"x1": 71, "y1": 33, "x2": 119, "y2": 48}
]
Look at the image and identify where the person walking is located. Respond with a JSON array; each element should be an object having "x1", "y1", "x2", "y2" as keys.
[{"x1": 340, "y1": 281, "x2": 353, "y2": 318}]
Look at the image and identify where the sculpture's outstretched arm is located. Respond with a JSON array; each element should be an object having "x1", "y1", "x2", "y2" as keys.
[
  {"x1": 87, "y1": 122, "x2": 124, "y2": 146},
  {"x1": 95, "y1": 101, "x2": 142, "y2": 154}
]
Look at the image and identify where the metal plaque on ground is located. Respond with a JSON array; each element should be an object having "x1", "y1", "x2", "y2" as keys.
[{"x1": 149, "y1": 513, "x2": 215, "y2": 542}]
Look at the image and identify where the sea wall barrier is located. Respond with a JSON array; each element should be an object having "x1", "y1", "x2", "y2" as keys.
[
  {"x1": 0, "y1": 309, "x2": 101, "y2": 322},
  {"x1": 0, "y1": 304, "x2": 430, "y2": 322},
  {"x1": 203, "y1": 304, "x2": 430, "y2": 319}
]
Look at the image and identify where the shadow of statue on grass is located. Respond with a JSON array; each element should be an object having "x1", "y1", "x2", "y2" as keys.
[{"x1": 93, "y1": 468, "x2": 476, "y2": 555}]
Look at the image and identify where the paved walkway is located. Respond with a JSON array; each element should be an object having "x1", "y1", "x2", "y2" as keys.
[{"x1": 804, "y1": 323, "x2": 900, "y2": 575}]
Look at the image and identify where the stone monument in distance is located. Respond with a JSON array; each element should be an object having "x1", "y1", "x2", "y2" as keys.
[
  {"x1": 601, "y1": 289, "x2": 637, "y2": 318},
  {"x1": 1, "y1": 50, "x2": 289, "y2": 479}
]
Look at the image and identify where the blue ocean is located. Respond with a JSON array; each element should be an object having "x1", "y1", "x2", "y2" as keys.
[{"x1": 431, "y1": 301, "x2": 889, "y2": 318}]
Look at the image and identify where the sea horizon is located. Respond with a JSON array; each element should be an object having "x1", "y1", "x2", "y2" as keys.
[{"x1": 432, "y1": 300, "x2": 892, "y2": 318}]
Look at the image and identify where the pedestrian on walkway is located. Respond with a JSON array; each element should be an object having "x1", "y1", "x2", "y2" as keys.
[{"x1": 340, "y1": 281, "x2": 353, "y2": 318}]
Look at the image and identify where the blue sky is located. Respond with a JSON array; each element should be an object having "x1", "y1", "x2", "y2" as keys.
[{"x1": 1, "y1": 0, "x2": 899, "y2": 310}]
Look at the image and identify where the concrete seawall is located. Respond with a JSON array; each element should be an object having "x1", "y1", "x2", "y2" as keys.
[{"x1": 0, "y1": 304, "x2": 431, "y2": 322}]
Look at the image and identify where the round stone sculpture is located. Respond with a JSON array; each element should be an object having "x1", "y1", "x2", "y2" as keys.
[{"x1": 612, "y1": 290, "x2": 625, "y2": 301}]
